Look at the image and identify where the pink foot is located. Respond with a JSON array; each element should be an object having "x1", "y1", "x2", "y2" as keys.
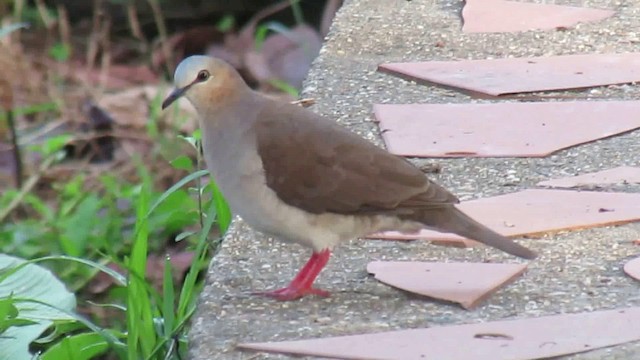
[
  {"x1": 253, "y1": 286, "x2": 330, "y2": 301},
  {"x1": 254, "y1": 249, "x2": 332, "y2": 301}
]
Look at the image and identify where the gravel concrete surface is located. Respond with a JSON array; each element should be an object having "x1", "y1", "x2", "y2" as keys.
[{"x1": 189, "y1": 0, "x2": 640, "y2": 359}]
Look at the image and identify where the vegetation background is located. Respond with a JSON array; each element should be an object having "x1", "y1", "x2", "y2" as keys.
[{"x1": 0, "y1": 0, "x2": 341, "y2": 359}]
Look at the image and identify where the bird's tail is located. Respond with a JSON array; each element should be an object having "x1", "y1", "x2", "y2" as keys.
[{"x1": 413, "y1": 207, "x2": 537, "y2": 260}]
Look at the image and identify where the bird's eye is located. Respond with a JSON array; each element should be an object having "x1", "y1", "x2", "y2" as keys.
[{"x1": 196, "y1": 70, "x2": 210, "y2": 82}]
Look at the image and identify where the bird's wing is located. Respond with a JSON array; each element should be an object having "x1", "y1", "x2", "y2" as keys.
[{"x1": 254, "y1": 100, "x2": 459, "y2": 215}]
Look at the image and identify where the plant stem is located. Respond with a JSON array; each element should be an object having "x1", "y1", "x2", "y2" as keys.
[
  {"x1": 290, "y1": 0, "x2": 305, "y2": 25},
  {"x1": 0, "y1": 154, "x2": 56, "y2": 223},
  {"x1": 6, "y1": 109, "x2": 22, "y2": 188},
  {"x1": 146, "y1": 0, "x2": 173, "y2": 73}
]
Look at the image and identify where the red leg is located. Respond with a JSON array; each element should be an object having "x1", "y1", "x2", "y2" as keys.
[{"x1": 254, "y1": 249, "x2": 331, "y2": 301}]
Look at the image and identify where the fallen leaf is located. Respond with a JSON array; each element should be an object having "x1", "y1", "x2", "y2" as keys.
[{"x1": 97, "y1": 85, "x2": 197, "y2": 132}]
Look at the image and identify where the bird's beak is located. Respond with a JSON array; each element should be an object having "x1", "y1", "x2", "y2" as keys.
[{"x1": 162, "y1": 87, "x2": 187, "y2": 110}]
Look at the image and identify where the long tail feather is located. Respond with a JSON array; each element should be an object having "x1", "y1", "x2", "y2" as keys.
[{"x1": 415, "y1": 207, "x2": 537, "y2": 259}]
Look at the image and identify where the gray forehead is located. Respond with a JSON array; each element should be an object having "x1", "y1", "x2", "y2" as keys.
[{"x1": 173, "y1": 55, "x2": 211, "y2": 86}]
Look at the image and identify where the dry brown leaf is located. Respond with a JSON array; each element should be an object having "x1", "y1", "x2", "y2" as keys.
[{"x1": 97, "y1": 85, "x2": 197, "y2": 132}]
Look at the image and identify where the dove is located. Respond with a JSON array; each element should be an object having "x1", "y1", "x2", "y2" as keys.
[{"x1": 162, "y1": 55, "x2": 536, "y2": 301}]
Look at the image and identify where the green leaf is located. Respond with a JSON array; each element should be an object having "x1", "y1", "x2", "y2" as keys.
[
  {"x1": 170, "y1": 155, "x2": 194, "y2": 171},
  {"x1": 49, "y1": 42, "x2": 71, "y2": 62},
  {"x1": 38, "y1": 134, "x2": 71, "y2": 157},
  {"x1": 216, "y1": 14, "x2": 235, "y2": 32},
  {"x1": 58, "y1": 195, "x2": 103, "y2": 256},
  {"x1": 22, "y1": 193, "x2": 54, "y2": 220},
  {"x1": 0, "y1": 254, "x2": 76, "y2": 360},
  {"x1": 192, "y1": 129, "x2": 202, "y2": 141},
  {"x1": 0, "y1": 102, "x2": 58, "y2": 122},
  {"x1": 174, "y1": 231, "x2": 197, "y2": 242},
  {"x1": 0, "y1": 296, "x2": 18, "y2": 322},
  {"x1": 177, "y1": 133, "x2": 200, "y2": 150},
  {"x1": 0, "y1": 297, "x2": 36, "y2": 333},
  {"x1": 40, "y1": 332, "x2": 109, "y2": 360}
]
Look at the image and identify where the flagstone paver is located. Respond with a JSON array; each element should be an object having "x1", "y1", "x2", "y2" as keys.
[
  {"x1": 366, "y1": 261, "x2": 528, "y2": 309},
  {"x1": 462, "y1": 0, "x2": 615, "y2": 33},
  {"x1": 379, "y1": 52, "x2": 640, "y2": 97},
  {"x1": 374, "y1": 101, "x2": 640, "y2": 158},
  {"x1": 239, "y1": 307, "x2": 640, "y2": 359}
]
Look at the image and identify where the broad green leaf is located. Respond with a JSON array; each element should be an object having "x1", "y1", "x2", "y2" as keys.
[
  {"x1": 0, "y1": 254, "x2": 76, "y2": 360},
  {"x1": 40, "y1": 332, "x2": 109, "y2": 360},
  {"x1": 58, "y1": 195, "x2": 103, "y2": 256}
]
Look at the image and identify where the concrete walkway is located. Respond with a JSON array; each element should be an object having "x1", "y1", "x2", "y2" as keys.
[{"x1": 189, "y1": 0, "x2": 640, "y2": 358}]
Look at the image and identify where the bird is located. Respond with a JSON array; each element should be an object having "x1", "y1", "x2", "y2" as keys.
[{"x1": 162, "y1": 55, "x2": 537, "y2": 301}]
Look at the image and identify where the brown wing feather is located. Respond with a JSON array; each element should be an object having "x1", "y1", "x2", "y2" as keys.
[{"x1": 254, "y1": 100, "x2": 458, "y2": 215}]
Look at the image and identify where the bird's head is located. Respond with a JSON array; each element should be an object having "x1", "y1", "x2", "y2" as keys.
[{"x1": 162, "y1": 55, "x2": 247, "y2": 111}]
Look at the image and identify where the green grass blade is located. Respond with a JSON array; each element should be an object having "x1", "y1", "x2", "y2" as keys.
[
  {"x1": 127, "y1": 179, "x2": 156, "y2": 359},
  {"x1": 162, "y1": 256, "x2": 175, "y2": 341},
  {"x1": 177, "y1": 201, "x2": 217, "y2": 319},
  {"x1": 147, "y1": 170, "x2": 209, "y2": 217},
  {"x1": 0, "y1": 255, "x2": 125, "y2": 287},
  {"x1": 289, "y1": 0, "x2": 304, "y2": 25},
  {"x1": 210, "y1": 180, "x2": 231, "y2": 233}
]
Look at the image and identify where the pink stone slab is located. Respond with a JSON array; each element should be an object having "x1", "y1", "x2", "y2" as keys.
[
  {"x1": 624, "y1": 257, "x2": 640, "y2": 282},
  {"x1": 371, "y1": 189, "x2": 640, "y2": 247},
  {"x1": 378, "y1": 53, "x2": 640, "y2": 96},
  {"x1": 538, "y1": 166, "x2": 640, "y2": 188},
  {"x1": 239, "y1": 307, "x2": 640, "y2": 360},
  {"x1": 462, "y1": 0, "x2": 614, "y2": 33},
  {"x1": 374, "y1": 101, "x2": 640, "y2": 158},
  {"x1": 367, "y1": 261, "x2": 527, "y2": 309}
]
